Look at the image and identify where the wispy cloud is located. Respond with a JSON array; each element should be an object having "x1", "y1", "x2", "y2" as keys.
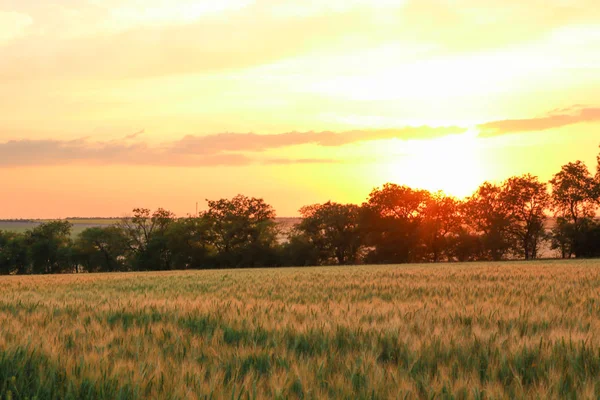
[
  {"x1": 0, "y1": 126, "x2": 460, "y2": 167},
  {"x1": 0, "y1": 137, "x2": 339, "y2": 167},
  {"x1": 477, "y1": 106, "x2": 600, "y2": 136},
  {"x1": 2, "y1": 105, "x2": 599, "y2": 168},
  {"x1": 170, "y1": 127, "x2": 464, "y2": 154}
]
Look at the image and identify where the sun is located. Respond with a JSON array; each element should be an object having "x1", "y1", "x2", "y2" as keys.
[{"x1": 381, "y1": 129, "x2": 486, "y2": 198}]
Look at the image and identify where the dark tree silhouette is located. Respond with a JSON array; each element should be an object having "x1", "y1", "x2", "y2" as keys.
[
  {"x1": 550, "y1": 161, "x2": 597, "y2": 258},
  {"x1": 26, "y1": 221, "x2": 73, "y2": 274},
  {"x1": 361, "y1": 184, "x2": 429, "y2": 263},
  {"x1": 203, "y1": 195, "x2": 278, "y2": 268},
  {"x1": 164, "y1": 217, "x2": 215, "y2": 269},
  {"x1": 0, "y1": 231, "x2": 29, "y2": 275},
  {"x1": 550, "y1": 161, "x2": 596, "y2": 227},
  {"x1": 76, "y1": 226, "x2": 130, "y2": 272},
  {"x1": 118, "y1": 208, "x2": 177, "y2": 270},
  {"x1": 463, "y1": 182, "x2": 512, "y2": 261},
  {"x1": 295, "y1": 201, "x2": 362, "y2": 265},
  {"x1": 501, "y1": 174, "x2": 550, "y2": 259},
  {"x1": 420, "y1": 192, "x2": 461, "y2": 262}
]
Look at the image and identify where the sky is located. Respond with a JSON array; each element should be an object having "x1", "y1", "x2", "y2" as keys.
[{"x1": 1, "y1": 0, "x2": 600, "y2": 218}]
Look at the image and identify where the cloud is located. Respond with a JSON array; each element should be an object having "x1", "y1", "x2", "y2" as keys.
[
  {"x1": 0, "y1": 137, "x2": 339, "y2": 167},
  {"x1": 0, "y1": 126, "x2": 461, "y2": 167},
  {"x1": 170, "y1": 126, "x2": 464, "y2": 154},
  {"x1": 124, "y1": 129, "x2": 145, "y2": 140},
  {"x1": 477, "y1": 106, "x2": 600, "y2": 136},
  {"x1": 2, "y1": 105, "x2": 598, "y2": 168}
]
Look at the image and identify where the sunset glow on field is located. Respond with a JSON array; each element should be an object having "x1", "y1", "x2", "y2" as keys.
[
  {"x1": 4, "y1": 4, "x2": 600, "y2": 399},
  {"x1": 1, "y1": 0, "x2": 600, "y2": 217}
]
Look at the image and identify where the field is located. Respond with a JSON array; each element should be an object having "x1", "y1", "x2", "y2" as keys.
[
  {"x1": 0, "y1": 219, "x2": 119, "y2": 236},
  {"x1": 0, "y1": 218, "x2": 300, "y2": 243},
  {"x1": 1, "y1": 261, "x2": 600, "y2": 399}
]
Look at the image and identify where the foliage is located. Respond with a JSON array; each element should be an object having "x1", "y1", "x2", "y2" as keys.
[
  {"x1": 463, "y1": 182, "x2": 512, "y2": 261},
  {"x1": 550, "y1": 161, "x2": 596, "y2": 225},
  {"x1": 0, "y1": 230, "x2": 29, "y2": 275},
  {"x1": 75, "y1": 226, "x2": 130, "y2": 272},
  {"x1": 26, "y1": 220, "x2": 73, "y2": 274},
  {"x1": 361, "y1": 184, "x2": 429, "y2": 263},
  {"x1": 420, "y1": 192, "x2": 461, "y2": 262},
  {"x1": 203, "y1": 195, "x2": 279, "y2": 268},
  {"x1": 164, "y1": 217, "x2": 215, "y2": 269},
  {"x1": 501, "y1": 174, "x2": 550, "y2": 259},
  {"x1": 295, "y1": 201, "x2": 362, "y2": 265}
]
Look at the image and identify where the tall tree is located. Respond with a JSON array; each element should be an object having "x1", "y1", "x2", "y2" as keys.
[
  {"x1": 165, "y1": 217, "x2": 215, "y2": 269},
  {"x1": 549, "y1": 161, "x2": 597, "y2": 258},
  {"x1": 463, "y1": 182, "x2": 512, "y2": 261},
  {"x1": 296, "y1": 201, "x2": 362, "y2": 265},
  {"x1": 596, "y1": 145, "x2": 600, "y2": 183},
  {"x1": 203, "y1": 195, "x2": 278, "y2": 268},
  {"x1": 361, "y1": 184, "x2": 429, "y2": 263},
  {"x1": 75, "y1": 226, "x2": 130, "y2": 272},
  {"x1": 0, "y1": 231, "x2": 29, "y2": 275},
  {"x1": 420, "y1": 193, "x2": 461, "y2": 262},
  {"x1": 26, "y1": 221, "x2": 73, "y2": 274},
  {"x1": 119, "y1": 208, "x2": 176, "y2": 270},
  {"x1": 501, "y1": 174, "x2": 550, "y2": 259},
  {"x1": 595, "y1": 145, "x2": 600, "y2": 202},
  {"x1": 550, "y1": 161, "x2": 596, "y2": 227}
]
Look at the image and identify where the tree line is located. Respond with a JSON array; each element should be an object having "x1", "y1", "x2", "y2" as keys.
[{"x1": 1, "y1": 151, "x2": 600, "y2": 274}]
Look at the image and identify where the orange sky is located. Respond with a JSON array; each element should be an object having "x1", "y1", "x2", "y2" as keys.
[{"x1": 1, "y1": 0, "x2": 600, "y2": 218}]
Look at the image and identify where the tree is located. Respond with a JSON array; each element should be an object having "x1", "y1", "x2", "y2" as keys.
[
  {"x1": 550, "y1": 161, "x2": 597, "y2": 258},
  {"x1": 203, "y1": 195, "x2": 278, "y2": 268},
  {"x1": 596, "y1": 145, "x2": 600, "y2": 184},
  {"x1": 463, "y1": 182, "x2": 512, "y2": 261},
  {"x1": 165, "y1": 217, "x2": 215, "y2": 269},
  {"x1": 119, "y1": 208, "x2": 176, "y2": 270},
  {"x1": 296, "y1": 202, "x2": 362, "y2": 265},
  {"x1": 571, "y1": 221, "x2": 600, "y2": 258},
  {"x1": 595, "y1": 145, "x2": 600, "y2": 203},
  {"x1": 550, "y1": 161, "x2": 596, "y2": 226},
  {"x1": 550, "y1": 217, "x2": 576, "y2": 259},
  {"x1": 550, "y1": 161, "x2": 595, "y2": 226},
  {"x1": 279, "y1": 234, "x2": 320, "y2": 267},
  {"x1": 501, "y1": 174, "x2": 550, "y2": 259},
  {"x1": 119, "y1": 208, "x2": 176, "y2": 250},
  {"x1": 26, "y1": 221, "x2": 73, "y2": 274},
  {"x1": 0, "y1": 231, "x2": 29, "y2": 275},
  {"x1": 75, "y1": 226, "x2": 130, "y2": 272},
  {"x1": 420, "y1": 193, "x2": 461, "y2": 262},
  {"x1": 361, "y1": 184, "x2": 429, "y2": 263},
  {"x1": 446, "y1": 227, "x2": 484, "y2": 262}
]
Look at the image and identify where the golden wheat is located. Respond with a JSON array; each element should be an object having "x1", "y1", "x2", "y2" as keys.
[{"x1": 1, "y1": 260, "x2": 600, "y2": 399}]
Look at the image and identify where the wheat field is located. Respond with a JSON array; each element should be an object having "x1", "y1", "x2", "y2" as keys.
[{"x1": 1, "y1": 261, "x2": 600, "y2": 399}]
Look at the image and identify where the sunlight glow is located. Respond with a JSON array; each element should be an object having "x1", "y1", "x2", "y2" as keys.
[
  {"x1": 383, "y1": 129, "x2": 486, "y2": 198},
  {"x1": 1, "y1": 0, "x2": 600, "y2": 217}
]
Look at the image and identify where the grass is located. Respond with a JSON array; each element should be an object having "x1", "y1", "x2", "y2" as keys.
[{"x1": 1, "y1": 260, "x2": 600, "y2": 398}]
